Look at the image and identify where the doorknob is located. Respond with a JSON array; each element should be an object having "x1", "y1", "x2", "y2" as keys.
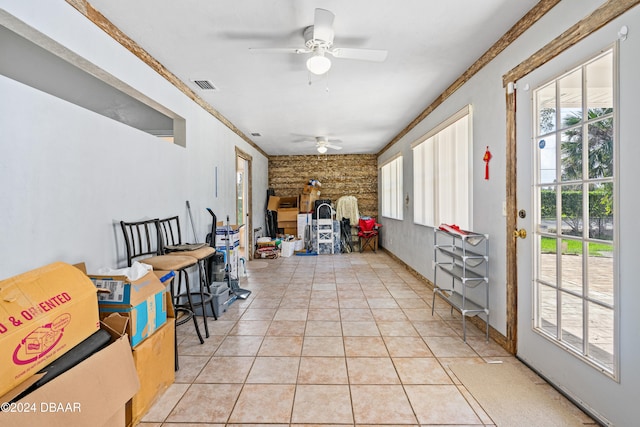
[{"x1": 514, "y1": 228, "x2": 527, "y2": 239}]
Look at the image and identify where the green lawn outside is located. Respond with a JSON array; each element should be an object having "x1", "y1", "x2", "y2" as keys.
[{"x1": 540, "y1": 237, "x2": 612, "y2": 256}]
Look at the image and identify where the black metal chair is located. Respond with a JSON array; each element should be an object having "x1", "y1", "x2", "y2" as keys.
[
  {"x1": 120, "y1": 219, "x2": 203, "y2": 371},
  {"x1": 158, "y1": 216, "x2": 217, "y2": 338}
]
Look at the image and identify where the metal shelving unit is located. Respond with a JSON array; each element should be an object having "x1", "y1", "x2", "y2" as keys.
[{"x1": 431, "y1": 228, "x2": 489, "y2": 342}]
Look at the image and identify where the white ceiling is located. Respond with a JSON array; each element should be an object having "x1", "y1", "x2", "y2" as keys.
[{"x1": 87, "y1": 0, "x2": 539, "y2": 155}]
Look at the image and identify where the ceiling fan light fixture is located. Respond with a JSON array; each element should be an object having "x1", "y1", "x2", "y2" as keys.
[
  {"x1": 306, "y1": 52, "x2": 331, "y2": 75},
  {"x1": 317, "y1": 145, "x2": 328, "y2": 154}
]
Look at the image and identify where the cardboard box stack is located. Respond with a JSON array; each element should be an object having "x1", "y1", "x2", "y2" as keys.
[
  {"x1": 215, "y1": 222, "x2": 241, "y2": 278},
  {"x1": 268, "y1": 195, "x2": 299, "y2": 235},
  {"x1": 300, "y1": 181, "x2": 322, "y2": 213},
  {"x1": 90, "y1": 267, "x2": 176, "y2": 427},
  {"x1": 0, "y1": 262, "x2": 139, "y2": 427}
]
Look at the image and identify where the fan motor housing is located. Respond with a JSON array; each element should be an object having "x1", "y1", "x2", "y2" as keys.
[{"x1": 303, "y1": 26, "x2": 332, "y2": 49}]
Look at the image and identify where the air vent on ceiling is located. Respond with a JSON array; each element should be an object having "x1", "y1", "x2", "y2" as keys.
[
  {"x1": 192, "y1": 80, "x2": 217, "y2": 90},
  {"x1": 251, "y1": 132, "x2": 261, "y2": 137}
]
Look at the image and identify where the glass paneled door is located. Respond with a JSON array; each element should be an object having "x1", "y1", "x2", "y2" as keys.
[
  {"x1": 515, "y1": 47, "x2": 618, "y2": 408},
  {"x1": 236, "y1": 149, "x2": 252, "y2": 260}
]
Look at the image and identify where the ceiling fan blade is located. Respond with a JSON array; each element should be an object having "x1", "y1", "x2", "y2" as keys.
[
  {"x1": 326, "y1": 144, "x2": 343, "y2": 150},
  {"x1": 248, "y1": 47, "x2": 310, "y2": 54},
  {"x1": 313, "y1": 8, "x2": 335, "y2": 43},
  {"x1": 329, "y1": 47, "x2": 388, "y2": 62}
]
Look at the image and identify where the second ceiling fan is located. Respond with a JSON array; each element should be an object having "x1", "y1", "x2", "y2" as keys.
[{"x1": 249, "y1": 8, "x2": 388, "y2": 75}]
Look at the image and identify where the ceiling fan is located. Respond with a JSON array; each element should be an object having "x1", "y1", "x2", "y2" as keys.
[
  {"x1": 295, "y1": 136, "x2": 343, "y2": 153},
  {"x1": 249, "y1": 8, "x2": 388, "y2": 75}
]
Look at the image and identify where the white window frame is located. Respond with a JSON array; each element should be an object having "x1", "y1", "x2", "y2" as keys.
[
  {"x1": 380, "y1": 154, "x2": 403, "y2": 220},
  {"x1": 412, "y1": 105, "x2": 472, "y2": 228},
  {"x1": 531, "y1": 48, "x2": 618, "y2": 378}
]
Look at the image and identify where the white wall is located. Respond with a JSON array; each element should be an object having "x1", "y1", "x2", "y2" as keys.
[
  {"x1": 377, "y1": 0, "x2": 605, "y2": 335},
  {"x1": 0, "y1": 1, "x2": 268, "y2": 277},
  {"x1": 378, "y1": 1, "x2": 640, "y2": 425}
]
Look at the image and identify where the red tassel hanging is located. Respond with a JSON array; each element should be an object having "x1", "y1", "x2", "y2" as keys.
[{"x1": 483, "y1": 146, "x2": 492, "y2": 180}]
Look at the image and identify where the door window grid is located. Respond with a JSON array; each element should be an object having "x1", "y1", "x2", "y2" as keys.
[{"x1": 533, "y1": 49, "x2": 617, "y2": 377}]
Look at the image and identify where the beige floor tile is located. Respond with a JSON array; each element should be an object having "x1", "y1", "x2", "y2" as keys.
[
  {"x1": 266, "y1": 320, "x2": 306, "y2": 336},
  {"x1": 248, "y1": 297, "x2": 282, "y2": 308},
  {"x1": 297, "y1": 356, "x2": 349, "y2": 384},
  {"x1": 291, "y1": 385, "x2": 354, "y2": 424},
  {"x1": 174, "y1": 355, "x2": 210, "y2": 383},
  {"x1": 308, "y1": 298, "x2": 340, "y2": 309},
  {"x1": 141, "y1": 253, "x2": 594, "y2": 427},
  {"x1": 200, "y1": 320, "x2": 236, "y2": 335},
  {"x1": 423, "y1": 336, "x2": 479, "y2": 358},
  {"x1": 214, "y1": 335, "x2": 264, "y2": 356},
  {"x1": 229, "y1": 320, "x2": 272, "y2": 335},
  {"x1": 302, "y1": 336, "x2": 345, "y2": 356},
  {"x1": 307, "y1": 307, "x2": 340, "y2": 320},
  {"x1": 376, "y1": 321, "x2": 419, "y2": 336},
  {"x1": 393, "y1": 357, "x2": 452, "y2": 384},
  {"x1": 195, "y1": 356, "x2": 254, "y2": 383},
  {"x1": 344, "y1": 336, "x2": 389, "y2": 357},
  {"x1": 178, "y1": 335, "x2": 224, "y2": 356},
  {"x1": 257, "y1": 335, "x2": 303, "y2": 356},
  {"x1": 404, "y1": 384, "x2": 481, "y2": 425},
  {"x1": 166, "y1": 383, "x2": 242, "y2": 423},
  {"x1": 228, "y1": 384, "x2": 296, "y2": 423},
  {"x1": 340, "y1": 308, "x2": 375, "y2": 321},
  {"x1": 274, "y1": 308, "x2": 308, "y2": 321},
  {"x1": 305, "y1": 320, "x2": 343, "y2": 336},
  {"x1": 281, "y1": 297, "x2": 311, "y2": 309},
  {"x1": 371, "y1": 308, "x2": 409, "y2": 321},
  {"x1": 350, "y1": 384, "x2": 417, "y2": 424},
  {"x1": 341, "y1": 321, "x2": 380, "y2": 336},
  {"x1": 141, "y1": 383, "x2": 190, "y2": 422},
  {"x1": 412, "y1": 320, "x2": 459, "y2": 337},
  {"x1": 339, "y1": 297, "x2": 370, "y2": 308},
  {"x1": 161, "y1": 424, "x2": 224, "y2": 427},
  {"x1": 366, "y1": 297, "x2": 400, "y2": 308},
  {"x1": 240, "y1": 308, "x2": 277, "y2": 320},
  {"x1": 246, "y1": 356, "x2": 300, "y2": 383},
  {"x1": 383, "y1": 336, "x2": 433, "y2": 357},
  {"x1": 346, "y1": 357, "x2": 400, "y2": 384},
  {"x1": 402, "y1": 307, "x2": 436, "y2": 321}
]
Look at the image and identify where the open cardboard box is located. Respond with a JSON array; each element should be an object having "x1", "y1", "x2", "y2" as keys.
[
  {"x1": 0, "y1": 262, "x2": 101, "y2": 398},
  {"x1": 0, "y1": 318, "x2": 139, "y2": 427},
  {"x1": 88, "y1": 270, "x2": 168, "y2": 348}
]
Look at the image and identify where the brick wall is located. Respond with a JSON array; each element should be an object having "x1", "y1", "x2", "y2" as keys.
[{"x1": 268, "y1": 154, "x2": 378, "y2": 218}]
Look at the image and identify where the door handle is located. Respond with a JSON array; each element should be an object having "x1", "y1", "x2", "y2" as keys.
[{"x1": 514, "y1": 228, "x2": 527, "y2": 239}]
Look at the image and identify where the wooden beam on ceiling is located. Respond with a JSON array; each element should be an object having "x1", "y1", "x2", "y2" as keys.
[
  {"x1": 376, "y1": 0, "x2": 560, "y2": 158},
  {"x1": 503, "y1": 0, "x2": 640, "y2": 86}
]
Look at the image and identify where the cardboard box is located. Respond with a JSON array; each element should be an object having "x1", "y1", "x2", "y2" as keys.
[
  {"x1": 215, "y1": 222, "x2": 242, "y2": 248},
  {"x1": 127, "y1": 318, "x2": 175, "y2": 427},
  {"x1": 0, "y1": 262, "x2": 100, "y2": 398},
  {"x1": 299, "y1": 193, "x2": 319, "y2": 213},
  {"x1": 89, "y1": 272, "x2": 168, "y2": 348},
  {"x1": 277, "y1": 220, "x2": 297, "y2": 229},
  {"x1": 1, "y1": 329, "x2": 139, "y2": 427},
  {"x1": 267, "y1": 196, "x2": 299, "y2": 224}
]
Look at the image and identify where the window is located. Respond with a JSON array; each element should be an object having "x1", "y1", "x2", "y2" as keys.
[
  {"x1": 413, "y1": 105, "x2": 472, "y2": 228},
  {"x1": 533, "y1": 49, "x2": 617, "y2": 376},
  {"x1": 381, "y1": 155, "x2": 403, "y2": 220}
]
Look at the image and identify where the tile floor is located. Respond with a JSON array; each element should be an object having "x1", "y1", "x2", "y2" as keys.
[{"x1": 138, "y1": 251, "x2": 595, "y2": 426}]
